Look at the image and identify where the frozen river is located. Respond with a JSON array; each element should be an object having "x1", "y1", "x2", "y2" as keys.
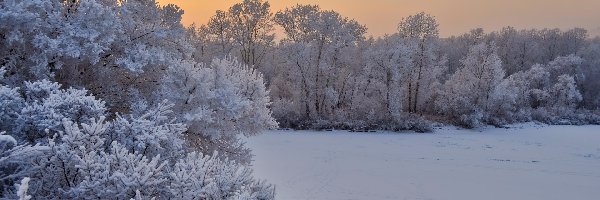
[{"x1": 247, "y1": 124, "x2": 600, "y2": 200}]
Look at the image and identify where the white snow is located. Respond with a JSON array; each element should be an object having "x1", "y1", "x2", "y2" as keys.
[
  {"x1": 16, "y1": 177, "x2": 32, "y2": 200},
  {"x1": 247, "y1": 124, "x2": 600, "y2": 200}
]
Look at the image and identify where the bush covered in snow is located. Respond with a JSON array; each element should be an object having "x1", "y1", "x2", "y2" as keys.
[
  {"x1": 298, "y1": 115, "x2": 433, "y2": 133},
  {"x1": 0, "y1": 81, "x2": 274, "y2": 199},
  {"x1": 0, "y1": 1, "x2": 278, "y2": 198},
  {"x1": 159, "y1": 57, "x2": 277, "y2": 163}
]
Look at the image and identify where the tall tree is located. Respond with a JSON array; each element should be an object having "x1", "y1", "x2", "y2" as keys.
[
  {"x1": 363, "y1": 35, "x2": 413, "y2": 120},
  {"x1": 397, "y1": 12, "x2": 446, "y2": 113},
  {"x1": 436, "y1": 42, "x2": 504, "y2": 126},
  {"x1": 272, "y1": 4, "x2": 366, "y2": 122},
  {"x1": 228, "y1": 0, "x2": 275, "y2": 68}
]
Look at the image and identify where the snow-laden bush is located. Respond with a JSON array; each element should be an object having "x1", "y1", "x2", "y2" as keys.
[
  {"x1": 0, "y1": 81, "x2": 274, "y2": 199},
  {"x1": 21, "y1": 117, "x2": 273, "y2": 199},
  {"x1": 270, "y1": 98, "x2": 304, "y2": 128},
  {"x1": 0, "y1": 132, "x2": 48, "y2": 197},
  {"x1": 435, "y1": 50, "x2": 600, "y2": 128},
  {"x1": 16, "y1": 177, "x2": 32, "y2": 200},
  {"x1": 435, "y1": 42, "x2": 504, "y2": 128},
  {"x1": 160, "y1": 57, "x2": 277, "y2": 163},
  {"x1": 302, "y1": 114, "x2": 433, "y2": 133},
  {"x1": 109, "y1": 100, "x2": 187, "y2": 161},
  {"x1": 169, "y1": 152, "x2": 275, "y2": 199},
  {"x1": 0, "y1": 80, "x2": 107, "y2": 143},
  {"x1": 0, "y1": 85, "x2": 24, "y2": 132},
  {"x1": 483, "y1": 55, "x2": 600, "y2": 127}
]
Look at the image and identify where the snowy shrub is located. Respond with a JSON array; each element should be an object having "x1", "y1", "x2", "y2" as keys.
[
  {"x1": 304, "y1": 115, "x2": 433, "y2": 133},
  {"x1": 16, "y1": 177, "x2": 32, "y2": 200},
  {"x1": 160, "y1": 57, "x2": 277, "y2": 163},
  {"x1": 392, "y1": 115, "x2": 434, "y2": 133},
  {"x1": 0, "y1": 79, "x2": 107, "y2": 141},
  {"x1": 51, "y1": 117, "x2": 272, "y2": 199},
  {"x1": 109, "y1": 100, "x2": 187, "y2": 160},
  {"x1": 0, "y1": 101, "x2": 274, "y2": 200},
  {"x1": 8, "y1": 80, "x2": 107, "y2": 143},
  {"x1": 454, "y1": 52, "x2": 600, "y2": 127},
  {"x1": 0, "y1": 78, "x2": 274, "y2": 199},
  {"x1": 459, "y1": 112, "x2": 485, "y2": 129},
  {"x1": 0, "y1": 134, "x2": 49, "y2": 197},
  {"x1": 0, "y1": 85, "x2": 24, "y2": 132},
  {"x1": 550, "y1": 75, "x2": 582, "y2": 111},
  {"x1": 435, "y1": 42, "x2": 504, "y2": 127},
  {"x1": 271, "y1": 98, "x2": 303, "y2": 128},
  {"x1": 531, "y1": 108, "x2": 600, "y2": 125},
  {"x1": 0, "y1": 0, "x2": 121, "y2": 82},
  {"x1": 169, "y1": 152, "x2": 275, "y2": 200}
]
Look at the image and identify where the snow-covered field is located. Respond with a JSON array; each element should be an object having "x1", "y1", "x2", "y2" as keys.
[{"x1": 246, "y1": 124, "x2": 600, "y2": 200}]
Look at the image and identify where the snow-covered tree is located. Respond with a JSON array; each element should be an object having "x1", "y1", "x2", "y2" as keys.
[
  {"x1": 578, "y1": 38, "x2": 600, "y2": 109},
  {"x1": 272, "y1": 4, "x2": 367, "y2": 123},
  {"x1": 362, "y1": 35, "x2": 413, "y2": 121},
  {"x1": 436, "y1": 42, "x2": 504, "y2": 127},
  {"x1": 397, "y1": 12, "x2": 447, "y2": 113},
  {"x1": 0, "y1": 133, "x2": 49, "y2": 197},
  {"x1": 159, "y1": 57, "x2": 277, "y2": 163},
  {"x1": 206, "y1": 10, "x2": 235, "y2": 58},
  {"x1": 168, "y1": 152, "x2": 275, "y2": 199},
  {"x1": 0, "y1": 84, "x2": 24, "y2": 132},
  {"x1": 547, "y1": 54, "x2": 584, "y2": 81},
  {"x1": 200, "y1": 0, "x2": 275, "y2": 68},
  {"x1": 0, "y1": 0, "x2": 193, "y2": 114},
  {"x1": 550, "y1": 75, "x2": 582, "y2": 112},
  {"x1": 488, "y1": 56, "x2": 593, "y2": 125},
  {"x1": 0, "y1": 79, "x2": 107, "y2": 143},
  {"x1": 488, "y1": 65, "x2": 551, "y2": 123},
  {"x1": 228, "y1": 0, "x2": 275, "y2": 67},
  {"x1": 484, "y1": 27, "x2": 588, "y2": 75},
  {"x1": 15, "y1": 80, "x2": 106, "y2": 143},
  {"x1": 1, "y1": 0, "x2": 278, "y2": 171},
  {"x1": 0, "y1": 0, "x2": 120, "y2": 83},
  {"x1": 441, "y1": 28, "x2": 488, "y2": 75},
  {"x1": 109, "y1": 100, "x2": 187, "y2": 160}
]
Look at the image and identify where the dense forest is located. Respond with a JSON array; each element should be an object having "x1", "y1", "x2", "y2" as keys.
[
  {"x1": 189, "y1": 1, "x2": 600, "y2": 130},
  {"x1": 0, "y1": 0, "x2": 598, "y2": 199}
]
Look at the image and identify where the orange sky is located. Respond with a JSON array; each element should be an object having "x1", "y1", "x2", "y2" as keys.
[{"x1": 157, "y1": 0, "x2": 600, "y2": 38}]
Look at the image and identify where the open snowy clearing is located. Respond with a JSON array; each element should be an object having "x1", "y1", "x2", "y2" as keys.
[{"x1": 246, "y1": 124, "x2": 600, "y2": 200}]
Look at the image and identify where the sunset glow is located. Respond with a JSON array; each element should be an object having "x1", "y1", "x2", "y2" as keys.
[{"x1": 158, "y1": 0, "x2": 600, "y2": 37}]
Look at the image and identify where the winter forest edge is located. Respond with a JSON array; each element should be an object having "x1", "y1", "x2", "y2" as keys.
[{"x1": 1, "y1": 0, "x2": 599, "y2": 199}]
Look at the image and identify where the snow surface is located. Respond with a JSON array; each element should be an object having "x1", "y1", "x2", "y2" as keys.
[{"x1": 246, "y1": 124, "x2": 600, "y2": 200}]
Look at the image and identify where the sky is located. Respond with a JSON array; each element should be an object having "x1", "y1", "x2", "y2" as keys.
[{"x1": 157, "y1": 0, "x2": 600, "y2": 38}]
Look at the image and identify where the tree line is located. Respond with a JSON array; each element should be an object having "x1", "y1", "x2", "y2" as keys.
[{"x1": 191, "y1": 0, "x2": 600, "y2": 129}]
